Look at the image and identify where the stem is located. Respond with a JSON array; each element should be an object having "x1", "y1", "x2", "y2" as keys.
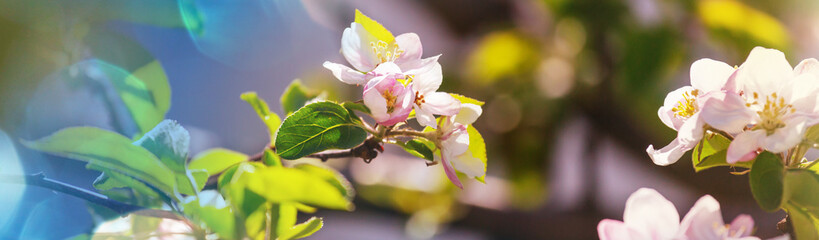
[
  {"x1": 385, "y1": 130, "x2": 432, "y2": 139},
  {"x1": 707, "y1": 127, "x2": 734, "y2": 141},
  {"x1": 306, "y1": 137, "x2": 383, "y2": 163}
]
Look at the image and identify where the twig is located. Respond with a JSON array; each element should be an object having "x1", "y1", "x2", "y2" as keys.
[{"x1": 307, "y1": 137, "x2": 383, "y2": 163}]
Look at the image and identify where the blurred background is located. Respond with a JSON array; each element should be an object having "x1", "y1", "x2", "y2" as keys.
[{"x1": 0, "y1": 0, "x2": 817, "y2": 239}]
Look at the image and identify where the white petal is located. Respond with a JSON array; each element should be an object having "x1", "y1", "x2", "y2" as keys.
[
  {"x1": 678, "y1": 195, "x2": 724, "y2": 240},
  {"x1": 323, "y1": 61, "x2": 367, "y2": 85},
  {"x1": 690, "y1": 58, "x2": 735, "y2": 93},
  {"x1": 442, "y1": 128, "x2": 470, "y2": 156},
  {"x1": 371, "y1": 62, "x2": 403, "y2": 76},
  {"x1": 451, "y1": 151, "x2": 485, "y2": 178},
  {"x1": 598, "y1": 219, "x2": 647, "y2": 240},
  {"x1": 394, "y1": 33, "x2": 423, "y2": 64},
  {"x1": 412, "y1": 62, "x2": 443, "y2": 94},
  {"x1": 782, "y1": 73, "x2": 819, "y2": 115},
  {"x1": 726, "y1": 130, "x2": 764, "y2": 164},
  {"x1": 414, "y1": 106, "x2": 437, "y2": 129},
  {"x1": 728, "y1": 214, "x2": 755, "y2": 238},
  {"x1": 646, "y1": 138, "x2": 693, "y2": 166},
  {"x1": 402, "y1": 54, "x2": 441, "y2": 76},
  {"x1": 676, "y1": 112, "x2": 705, "y2": 145},
  {"x1": 622, "y1": 188, "x2": 680, "y2": 240},
  {"x1": 342, "y1": 23, "x2": 379, "y2": 72},
  {"x1": 735, "y1": 47, "x2": 793, "y2": 97},
  {"x1": 794, "y1": 58, "x2": 819, "y2": 76},
  {"x1": 363, "y1": 83, "x2": 389, "y2": 123},
  {"x1": 421, "y1": 92, "x2": 461, "y2": 116},
  {"x1": 699, "y1": 91, "x2": 755, "y2": 134},
  {"x1": 659, "y1": 86, "x2": 695, "y2": 130},
  {"x1": 761, "y1": 117, "x2": 806, "y2": 153},
  {"x1": 454, "y1": 103, "x2": 482, "y2": 125}
]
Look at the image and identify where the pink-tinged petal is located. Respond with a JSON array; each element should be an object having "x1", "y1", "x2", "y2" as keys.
[
  {"x1": 394, "y1": 33, "x2": 423, "y2": 64},
  {"x1": 442, "y1": 127, "x2": 470, "y2": 156},
  {"x1": 659, "y1": 86, "x2": 695, "y2": 130},
  {"x1": 422, "y1": 92, "x2": 461, "y2": 116},
  {"x1": 401, "y1": 54, "x2": 441, "y2": 76},
  {"x1": 623, "y1": 188, "x2": 680, "y2": 239},
  {"x1": 414, "y1": 106, "x2": 437, "y2": 129},
  {"x1": 454, "y1": 104, "x2": 482, "y2": 125},
  {"x1": 323, "y1": 61, "x2": 367, "y2": 85},
  {"x1": 678, "y1": 195, "x2": 724, "y2": 240},
  {"x1": 371, "y1": 62, "x2": 403, "y2": 77},
  {"x1": 363, "y1": 83, "x2": 389, "y2": 123},
  {"x1": 646, "y1": 138, "x2": 694, "y2": 166},
  {"x1": 342, "y1": 23, "x2": 379, "y2": 72},
  {"x1": 699, "y1": 91, "x2": 755, "y2": 134},
  {"x1": 760, "y1": 117, "x2": 806, "y2": 154},
  {"x1": 794, "y1": 58, "x2": 819, "y2": 76},
  {"x1": 735, "y1": 47, "x2": 794, "y2": 97},
  {"x1": 726, "y1": 130, "x2": 764, "y2": 164},
  {"x1": 782, "y1": 73, "x2": 819, "y2": 115},
  {"x1": 412, "y1": 62, "x2": 443, "y2": 94},
  {"x1": 728, "y1": 214, "x2": 755, "y2": 237},
  {"x1": 675, "y1": 112, "x2": 705, "y2": 145},
  {"x1": 598, "y1": 219, "x2": 647, "y2": 240},
  {"x1": 441, "y1": 157, "x2": 463, "y2": 189},
  {"x1": 690, "y1": 58, "x2": 736, "y2": 93},
  {"x1": 451, "y1": 151, "x2": 485, "y2": 178}
]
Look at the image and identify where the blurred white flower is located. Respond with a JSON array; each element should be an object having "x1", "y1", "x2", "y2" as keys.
[{"x1": 433, "y1": 104, "x2": 483, "y2": 189}]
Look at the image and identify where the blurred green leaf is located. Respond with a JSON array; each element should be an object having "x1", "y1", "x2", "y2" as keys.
[
  {"x1": 275, "y1": 102, "x2": 367, "y2": 160},
  {"x1": 95, "y1": 60, "x2": 168, "y2": 138},
  {"x1": 749, "y1": 152, "x2": 785, "y2": 212},
  {"x1": 133, "y1": 120, "x2": 190, "y2": 173},
  {"x1": 785, "y1": 203, "x2": 819, "y2": 240},
  {"x1": 281, "y1": 80, "x2": 322, "y2": 116},
  {"x1": 264, "y1": 148, "x2": 283, "y2": 167},
  {"x1": 785, "y1": 169, "x2": 819, "y2": 216},
  {"x1": 93, "y1": 171, "x2": 161, "y2": 201},
  {"x1": 698, "y1": 0, "x2": 790, "y2": 51},
  {"x1": 279, "y1": 217, "x2": 323, "y2": 240},
  {"x1": 692, "y1": 133, "x2": 753, "y2": 172},
  {"x1": 450, "y1": 94, "x2": 485, "y2": 106},
  {"x1": 23, "y1": 127, "x2": 176, "y2": 195},
  {"x1": 465, "y1": 31, "x2": 536, "y2": 85},
  {"x1": 131, "y1": 213, "x2": 161, "y2": 239},
  {"x1": 341, "y1": 101, "x2": 371, "y2": 114},
  {"x1": 189, "y1": 148, "x2": 248, "y2": 177},
  {"x1": 243, "y1": 167, "x2": 353, "y2": 210},
  {"x1": 467, "y1": 126, "x2": 488, "y2": 183},
  {"x1": 397, "y1": 139, "x2": 435, "y2": 161},
  {"x1": 131, "y1": 60, "x2": 171, "y2": 115},
  {"x1": 241, "y1": 92, "x2": 282, "y2": 145},
  {"x1": 183, "y1": 198, "x2": 236, "y2": 239},
  {"x1": 175, "y1": 169, "x2": 208, "y2": 195},
  {"x1": 354, "y1": 9, "x2": 394, "y2": 43},
  {"x1": 292, "y1": 163, "x2": 355, "y2": 199}
]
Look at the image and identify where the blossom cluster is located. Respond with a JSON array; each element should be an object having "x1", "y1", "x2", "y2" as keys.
[
  {"x1": 323, "y1": 10, "x2": 485, "y2": 188},
  {"x1": 648, "y1": 47, "x2": 819, "y2": 166},
  {"x1": 598, "y1": 188, "x2": 760, "y2": 240}
]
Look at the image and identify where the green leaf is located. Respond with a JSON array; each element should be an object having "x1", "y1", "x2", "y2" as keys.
[
  {"x1": 93, "y1": 171, "x2": 160, "y2": 200},
  {"x1": 691, "y1": 133, "x2": 753, "y2": 172},
  {"x1": 189, "y1": 148, "x2": 248, "y2": 177},
  {"x1": 278, "y1": 217, "x2": 323, "y2": 240},
  {"x1": 133, "y1": 120, "x2": 190, "y2": 173},
  {"x1": 785, "y1": 169, "x2": 819, "y2": 216},
  {"x1": 243, "y1": 167, "x2": 353, "y2": 210},
  {"x1": 272, "y1": 203, "x2": 298, "y2": 239},
  {"x1": 264, "y1": 149, "x2": 283, "y2": 167},
  {"x1": 275, "y1": 102, "x2": 367, "y2": 160},
  {"x1": 94, "y1": 60, "x2": 167, "y2": 138},
  {"x1": 749, "y1": 152, "x2": 785, "y2": 212},
  {"x1": 175, "y1": 169, "x2": 209, "y2": 195},
  {"x1": 354, "y1": 9, "x2": 394, "y2": 43},
  {"x1": 280, "y1": 80, "x2": 322, "y2": 116},
  {"x1": 23, "y1": 127, "x2": 176, "y2": 195},
  {"x1": 292, "y1": 163, "x2": 355, "y2": 199},
  {"x1": 467, "y1": 126, "x2": 488, "y2": 183},
  {"x1": 341, "y1": 101, "x2": 371, "y2": 114},
  {"x1": 241, "y1": 92, "x2": 283, "y2": 145},
  {"x1": 183, "y1": 197, "x2": 236, "y2": 239},
  {"x1": 785, "y1": 203, "x2": 819, "y2": 240},
  {"x1": 450, "y1": 93, "x2": 485, "y2": 106},
  {"x1": 131, "y1": 60, "x2": 171, "y2": 115},
  {"x1": 807, "y1": 125, "x2": 819, "y2": 145},
  {"x1": 397, "y1": 139, "x2": 435, "y2": 161}
]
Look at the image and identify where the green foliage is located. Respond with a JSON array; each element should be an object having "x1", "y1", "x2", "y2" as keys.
[
  {"x1": 342, "y1": 101, "x2": 371, "y2": 114},
  {"x1": 189, "y1": 148, "x2": 248, "y2": 177},
  {"x1": 292, "y1": 163, "x2": 355, "y2": 199},
  {"x1": 243, "y1": 167, "x2": 353, "y2": 210},
  {"x1": 275, "y1": 102, "x2": 367, "y2": 160},
  {"x1": 133, "y1": 120, "x2": 190, "y2": 173},
  {"x1": 450, "y1": 94, "x2": 485, "y2": 106},
  {"x1": 94, "y1": 60, "x2": 170, "y2": 138},
  {"x1": 278, "y1": 217, "x2": 323, "y2": 240},
  {"x1": 241, "y1": 92, "x2": 282, "y2": 145},
  {"x1": 182, "y1": 192, "x2": 236, "y2": 239},
  {"x1": 22, "y1": 127, "x2": 177, "y2": 196},
  {"x1": 264, "y1": 148, "x2": 283, "y2": 167},
  {"x1": 280, "y1": 80, "x2": 323, "y2": 116},
  {"x1": 354, "y1": 9, "x2": 394, "y2": 43},
  {"x1": 467, "y1": 127, "x2": 488, "y2": 183},
  {"x1": 749, "y1": 152, "x2": 785, "y2": 212},
  {"x1": 397, "y1": 139, "x2": 436, "y2": 161},
  {"x1": 692, "y1": 133, "x2": 753, "y2": 172}
]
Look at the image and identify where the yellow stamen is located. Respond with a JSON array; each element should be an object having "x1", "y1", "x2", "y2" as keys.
[
  {"x1": 370, "y1": 40, "x2": 404, "y2": 63},
  {"x1": 672, "y1": 90, "x2": 699, "y2": 118}
]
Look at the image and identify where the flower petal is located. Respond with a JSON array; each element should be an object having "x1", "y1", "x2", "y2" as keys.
[
  {"x1": 760, "y1": 117, "x2": 806, "y2": 153},
  {"x1": 646, "y1": 138, "x2": 694, "y2": 166},
  {"x1": 363, "y1": 78, "x2": 390, "y2": 123},
  {"x1": 454, "y1": 103, "x2": 482, "y2": 125},
  {"x1": 414, "y1": 106, "x2": 437, "y2": 129},
  {"x1": 371, "y1": 61, "x2": 403, "y2": 77},
  {"x1": 323, "y1": 61, "x2": 367, "y2": 85},
  {"x1": 623, "y1": 188, "x2": 680, "y2": 240},
  {"x1": 659, "y1": 86, "x2": 695, "y2": 130},
  {"x1": 442, "y1": 127, "x2": 470, "y2": 156},
  {"x1": 394, "y1": 33, "x2": 423, "y2": 64},
  {"x1": 342, "y1": 23, "x2": 379, "y2": 72},
  {"x1": 728, "y1": 214, "x2": 755, "y2": 237},
  {"x1": 699, "y1": 91, "x2": 755, "y2": 134},
  {"x1": 678, "y1": 195, "x2": 724, "y2": 240},
  {"x1": 598, "y1": 219, "x2": 647, "y2": 240},
  {"x1": 451, "y1": 151, "x2": 485, "y2": 179},
  {"x1": 412, "y1": 62, "x2": 443, "y2": 94},
  {"x1": 441, "y1": 157, "x2": 463, "y2": 189},
  {"x1": 735, "y1": 47, "x2": 793, "y2": 97},
  {"x1": 402, "y1": 54, "x2": 441, "y2": 76},
  {"x1": 726, "y1": 130, "x2": 764, "y2": 164},
  {"x1": 676, "y1": 112, "x2": 705, "y2": 145},
  {"x1": 782, "y1": 73, "x2": 819, "y2": 115},
  {"x1": 421, "y1": 92, "x2": 461, "y2": 116},
  {"x1": 794, "y1": 58, "x2": 819, "y2": 76},
  {"x1": 690, "y1": 58, "x2": 735, "y2": 93}
]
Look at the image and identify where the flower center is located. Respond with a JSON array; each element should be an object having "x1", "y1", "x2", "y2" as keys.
[
  {"x1": 370, "y1": 40, "x2": 403, "y2": 63},
  {"x1": 672, "y1": 89, "x2": 699, "y2": 118},
  {"x1": 383, "y1": 90, "x2": 397, "y2": 113},
  {"x1": 749, "y1": 92, "x2": 793, "y2": 135},
  {"x1": 414, "y1": 91, "x2": 426, "y2": 107}
]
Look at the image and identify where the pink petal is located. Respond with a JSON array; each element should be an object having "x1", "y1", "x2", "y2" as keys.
[
  {"x1": 726, "y1": 130, "x2": 763, "y2": 164},
  {"x1": 690, "y1": 58, "x2": 736, "y2": 93},
  {"x1": 412, "y1": 62, "x2": 443, "y2": 94},
  {"x1": 363, "y1": 82, "x2": 389, "y2": 123},
  {"x1": 342, "y1": 23, "x2": 379, "y2": 72},
  {"x1": 394, "y1": 33, "x2": 423, "y2": 64},
  {"x1": 598, "y1": 219, "x2": 646, "y2": 240},
  {"x1": 699, "y1": 91, "x2": 755, "y2": 134},
  {"x1": 728, "y1": 214, "x2": 755, "y2": 237},
  {"x1": 623, "y1": 188, "x2": 680, "y2": 239},
  {"x1": 421, "y1": 92, "x2": 461, "y2": 116},
  {"x1": 323, "y1": 61, "x2": 367, "y2": 85},
  {"x1": 401, "y1": 54, "x2": 441, "y2": 76},
  {"x1": 678, "y1": 195, "x2": 724, "y2": 240},
  {"x1": 441, "y1": 157, "x2": 463, "y2": 189},
  {"x1": 659, "y1": 86, "x2": 695, "y2": 130}
]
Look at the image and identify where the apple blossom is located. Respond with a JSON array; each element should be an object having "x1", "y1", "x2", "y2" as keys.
[
  {"x1": 362, "y1": 63, "x2": 415, "y2": 126},
  {"x1": 323, "y1": 11, "x2": 440, "y2": 85},
  {"x1": 431, "y1": 104, "x2": 484, "y2": 189},
  {"x1": 647, "y1": 58, "x2": 737, "y2": 166},
  {"x1": 699, "y1": 47, "x2": 819, "y2": 163},
  {"x1": 598, "y1": 188, "x2": 759, "y2": 240},
  {"x1": 410, "y1": 62, "x2": 461, "y2": 128}
]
